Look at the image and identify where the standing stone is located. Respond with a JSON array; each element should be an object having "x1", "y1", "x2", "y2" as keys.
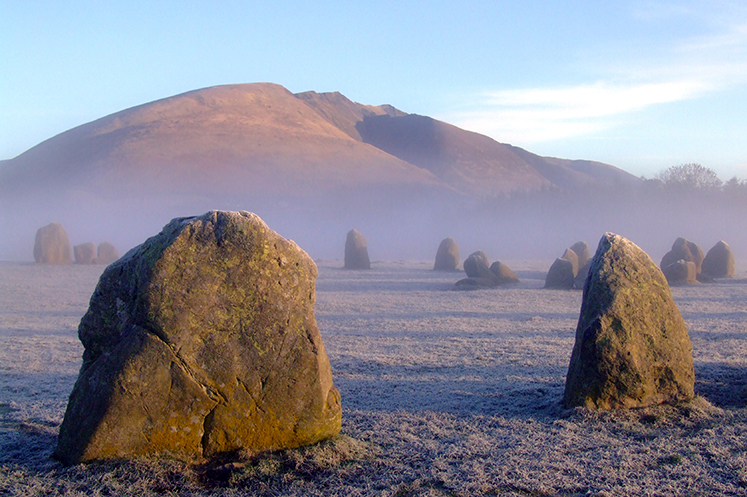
[
  {"x1": 94, "y1": 241, "x2": 119, "y2": 265},
  {"x1": 433, "y1": 238, "x2": 459, "y2": 271},
  {"x1": 463, "y1": 251, "x2": 491, "y2": 279},
  {"x1": 55, "y1": 211, "x2": 341, "y2": 465},
  {"x1": 74, "y1": 242, "x2": 96, "y2": 264},
  {"x1": 344, "y1": 229, "x2": 370, "y2": 269},
  {"x1": 573, "y1": 260, "x2": 591, "y2": 290},
  {"x1": 570, "y1": 241, "x2": 591, "y2": 269},
  {"x1": 33, "y1": 222, "x2": 72, "y2": 264},
  {"x1": 561, "y1": 248, "x2": 579, "y2": 277},
  {"x1": 662, "y1": 260, "x2": 698, "y2": 285},
  {"x1": 544, "y1": 258, "x2": 575, "y2": 289},
  {"x1": 701, "y1": 241, "x2": 735, "y2": 278},
  {"x1": 660, "y1": 238, "x2": 702, "y2": 274},
  {"x1": 564, "y1": 233, "x2": 695, "y2": 409},
  {"x1": 489, "y1": 261, "x2": 520, "y2": 285}
]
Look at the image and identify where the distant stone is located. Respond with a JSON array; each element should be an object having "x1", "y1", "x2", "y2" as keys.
[
  {"x1": 94, "y1": 241, "x2": 119, "y2": 265},
  {"x1": 701, "y1": 241, "x2": 735, "y2": 278},
  {"x1": 573, "y1": 260, "x2": 591, "y2": 290},
  {"x1": 570, "y1": 241, "x2": 591, "y2": 269},
  {"x1": 74, "y1": 242, "x2": 96, "y2": 264},
  {"x1": 344, "y1": 229, "x2": 370, "y2": 269},
  {"x1": 463, "y1": 251, "x2": 491, "y2": 279},
  {"x1": 563, "y1": 233, "x2": 695, "y2": 410},
  {"x1": 55, "y1": 211, "x2": 342, "y2": 465},
  {"x1": 489, "y1": 261, "x2": 520, "y2": 285},
  {"x1": 544, "y1": 258, "x2": 575, "y2": 289},
  {"x1": 660, "y1": 237, "x2": 703, "y2": 274},
  {"x1": 433, "y1": 237, "x2": 460, "y2": 271},
  {"x1": 662, "y1": 260, "x2": 698, "y2": 285},
  {"x1": 561, "y1": 248, "x2": 579, "y2": 277},
  {"x1": 33, "y1": 222, "x2": 72, "y2": 264}
]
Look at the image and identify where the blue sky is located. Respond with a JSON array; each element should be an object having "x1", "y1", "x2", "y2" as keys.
[{"x1": 2, "y1": 0, "x2": 746, "y2": 179}]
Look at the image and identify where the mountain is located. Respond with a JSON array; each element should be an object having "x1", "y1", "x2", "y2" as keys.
[{"x1": 0, "y1": 83, "x2": 640, "y2": 260}]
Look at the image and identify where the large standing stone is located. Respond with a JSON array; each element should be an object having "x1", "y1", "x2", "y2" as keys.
[
  {"x1": 33, "y1": 222, "x2": 72, "y2": 264},
  {"x1": 563, "y1": 233, "x2": 695, "y2": 409},
  {"x1": 74, "y1": 242, "x2": 96, "y2": 264},
  {"x1": 463, "y1": 251, "x2": 491, "y2": 279},
  {"x1": 344, "y1": 229, "x2": 370, "y2": 269},
  {"x1": 561, "y1": 248, "x2": 579, "y2": 277},
  {"x1": 701, "y1": 241, "x2": 735, "y2": 278},
  {"x1": 433, "y1": 238, "x2": 459, "y2": 271},
  {"x1": 94, "y1": 241, "x2": 119, "y2": 265},
  {"x1": 662, "y1": 260, "x2": 698, "y2": 285},
  {"x1": 570, "y1": 241, "x2": 591, "y2": 269},
  {"x1": 55, "y1": 211, "x2": 341, "y2": 465}
]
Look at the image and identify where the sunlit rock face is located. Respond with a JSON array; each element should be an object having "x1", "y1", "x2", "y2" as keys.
[
  {"x1": 55, "y1": 211, "x2": 341, "y2": 465},
  {"x1": 564, "y1": 233, "x2": 695, "y2": 410},
  {"x1": 660, "y1": 237, "x2": 704, "y2": 275},
  {"x1": 344, "y1": 229, "x2": 370, "y2": 269},
  {"x1": 702, "y1": 240, "x2": 735, "y2": 278},
  {"x1": 33, "y1": 222, "x2": 71, "y2": 264},
  {"x1": 94, "y1": 241, "x2": 119, "y2": 265}
]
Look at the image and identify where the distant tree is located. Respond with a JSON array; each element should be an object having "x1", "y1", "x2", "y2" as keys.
[{"x1": 654, "y1": 163, "x2": 722, "y2": 190}]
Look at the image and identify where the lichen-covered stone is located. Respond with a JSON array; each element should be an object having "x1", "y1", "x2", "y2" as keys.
[
  {"x1": 563, "y1": 233, "x2": 695, "y2": 410},
  {"x1": 33, "y1": 222, "x2": 71, "y2": 264},
  {"x1": 701, "y1": 240, "x2": 735, "y2": 278},
  {"x1": 74, "y1": 242, "x2": 96, "y2": 264},
  {"x1": 94, "y1": 241, "x2": 119, "y2": 265},
  {"x1": 55, "y1": 211, "x2": 341, "y2": 465},
  {"x1": 433, "y1": 237, "x2": 459, "y2": 271},
  {"x1": 344, "y1": 229, "x2": 370, "y2": 269}
]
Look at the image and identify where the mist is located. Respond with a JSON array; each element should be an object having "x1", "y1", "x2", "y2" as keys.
[{"x1": 2, "y1": 179, "x2": 745, "y2": 271}]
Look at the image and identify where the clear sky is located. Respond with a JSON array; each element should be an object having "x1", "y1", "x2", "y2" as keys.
[{"x1": 2, "y1": 0, "x2": 746, "y2": 179}]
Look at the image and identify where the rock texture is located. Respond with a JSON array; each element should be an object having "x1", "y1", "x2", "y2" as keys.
[
  {"x1": 561, "y1": 248, "x2": 580, "y2": 277},
  {"x1": 563, "y1": 233, "x2": 695, "y2": 409},
  {"x1": 660, "y1": 238, "x2": 704, "y2": 275},
  {"x1": 433, "y1": 238, "x2": 459, "y2": 271},
  {"x1": 74, "y1": 242, "x2": 96, "y2": 264},
  {"x1": 55, "y1": 211, "x2": 341, "y2": 465},
  {"x1": 33, "y1": 222, "x2": 72, "y2": 264},
  {"x1": 701, "y1": 241, "x2": 735, "y2": 278},
  {"x1": 344, "y1": 229, "x2": 370, "y2": 269},
  {"x1": 94, "y1": 241, "x2": 119, "y2": 265}
]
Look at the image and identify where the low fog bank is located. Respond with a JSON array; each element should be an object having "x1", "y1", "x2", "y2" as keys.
[{"x1": 2, "y1": 184, "x2": 745, "y2": 268}]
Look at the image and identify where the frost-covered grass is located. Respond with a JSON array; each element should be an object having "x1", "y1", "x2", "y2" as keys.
[{"x1": 1, "y1": 259, "x2": 747, "y2": 496}]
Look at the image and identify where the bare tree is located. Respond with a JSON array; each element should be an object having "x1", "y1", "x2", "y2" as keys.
[{"x1": 654, "y1": 163, "x2": 722, "y2": 190}]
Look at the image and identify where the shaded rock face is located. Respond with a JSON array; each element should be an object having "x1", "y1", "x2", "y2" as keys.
[
  {"x1": 544, "y1": 258, "x2": 575, "y2": 289},
  {"x1": 701, "y1": 241, "x2": 735, "y2": 278},
  {"x1": 55, "y1": 211, "x2": 341, "y2": 465},
  {"x1": 570, "y1": 241, "x2": 590, "y2": 269},
  {"x1": 433, "y1": 237, "x2": 459, "y2": 271},
  {"x1": 344, "y1": 229, "x2": 370, "y2": 269},
  {"x1": 662, "y1": 260, "x2": 698, "y2": 285},
  {"x1": 94, "y1": 241, "x2": 119, "y2": 265},
  {"x1": 564, "y1": 233, "x2": 695, "y2": 410},
  {"x1": 573, "y1": 260, "x2": 591, "y2": 290},
  {"x1": 660, "y1": 238, "x2": 704, "y2": 275},
  {"x1": 74, "y1": 242, "x2": 96, "y2": 264},
  {"x1": 463, "y1": 251, "x2": 491, "y2": 279},
  {"x1": 33, "y1": 223, "x2": 72, "y2": 264}
]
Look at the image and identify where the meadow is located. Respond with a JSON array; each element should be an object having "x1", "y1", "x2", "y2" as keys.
[{"x1": 1, "y1": 259, "x2": 746, "y2": 496}]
